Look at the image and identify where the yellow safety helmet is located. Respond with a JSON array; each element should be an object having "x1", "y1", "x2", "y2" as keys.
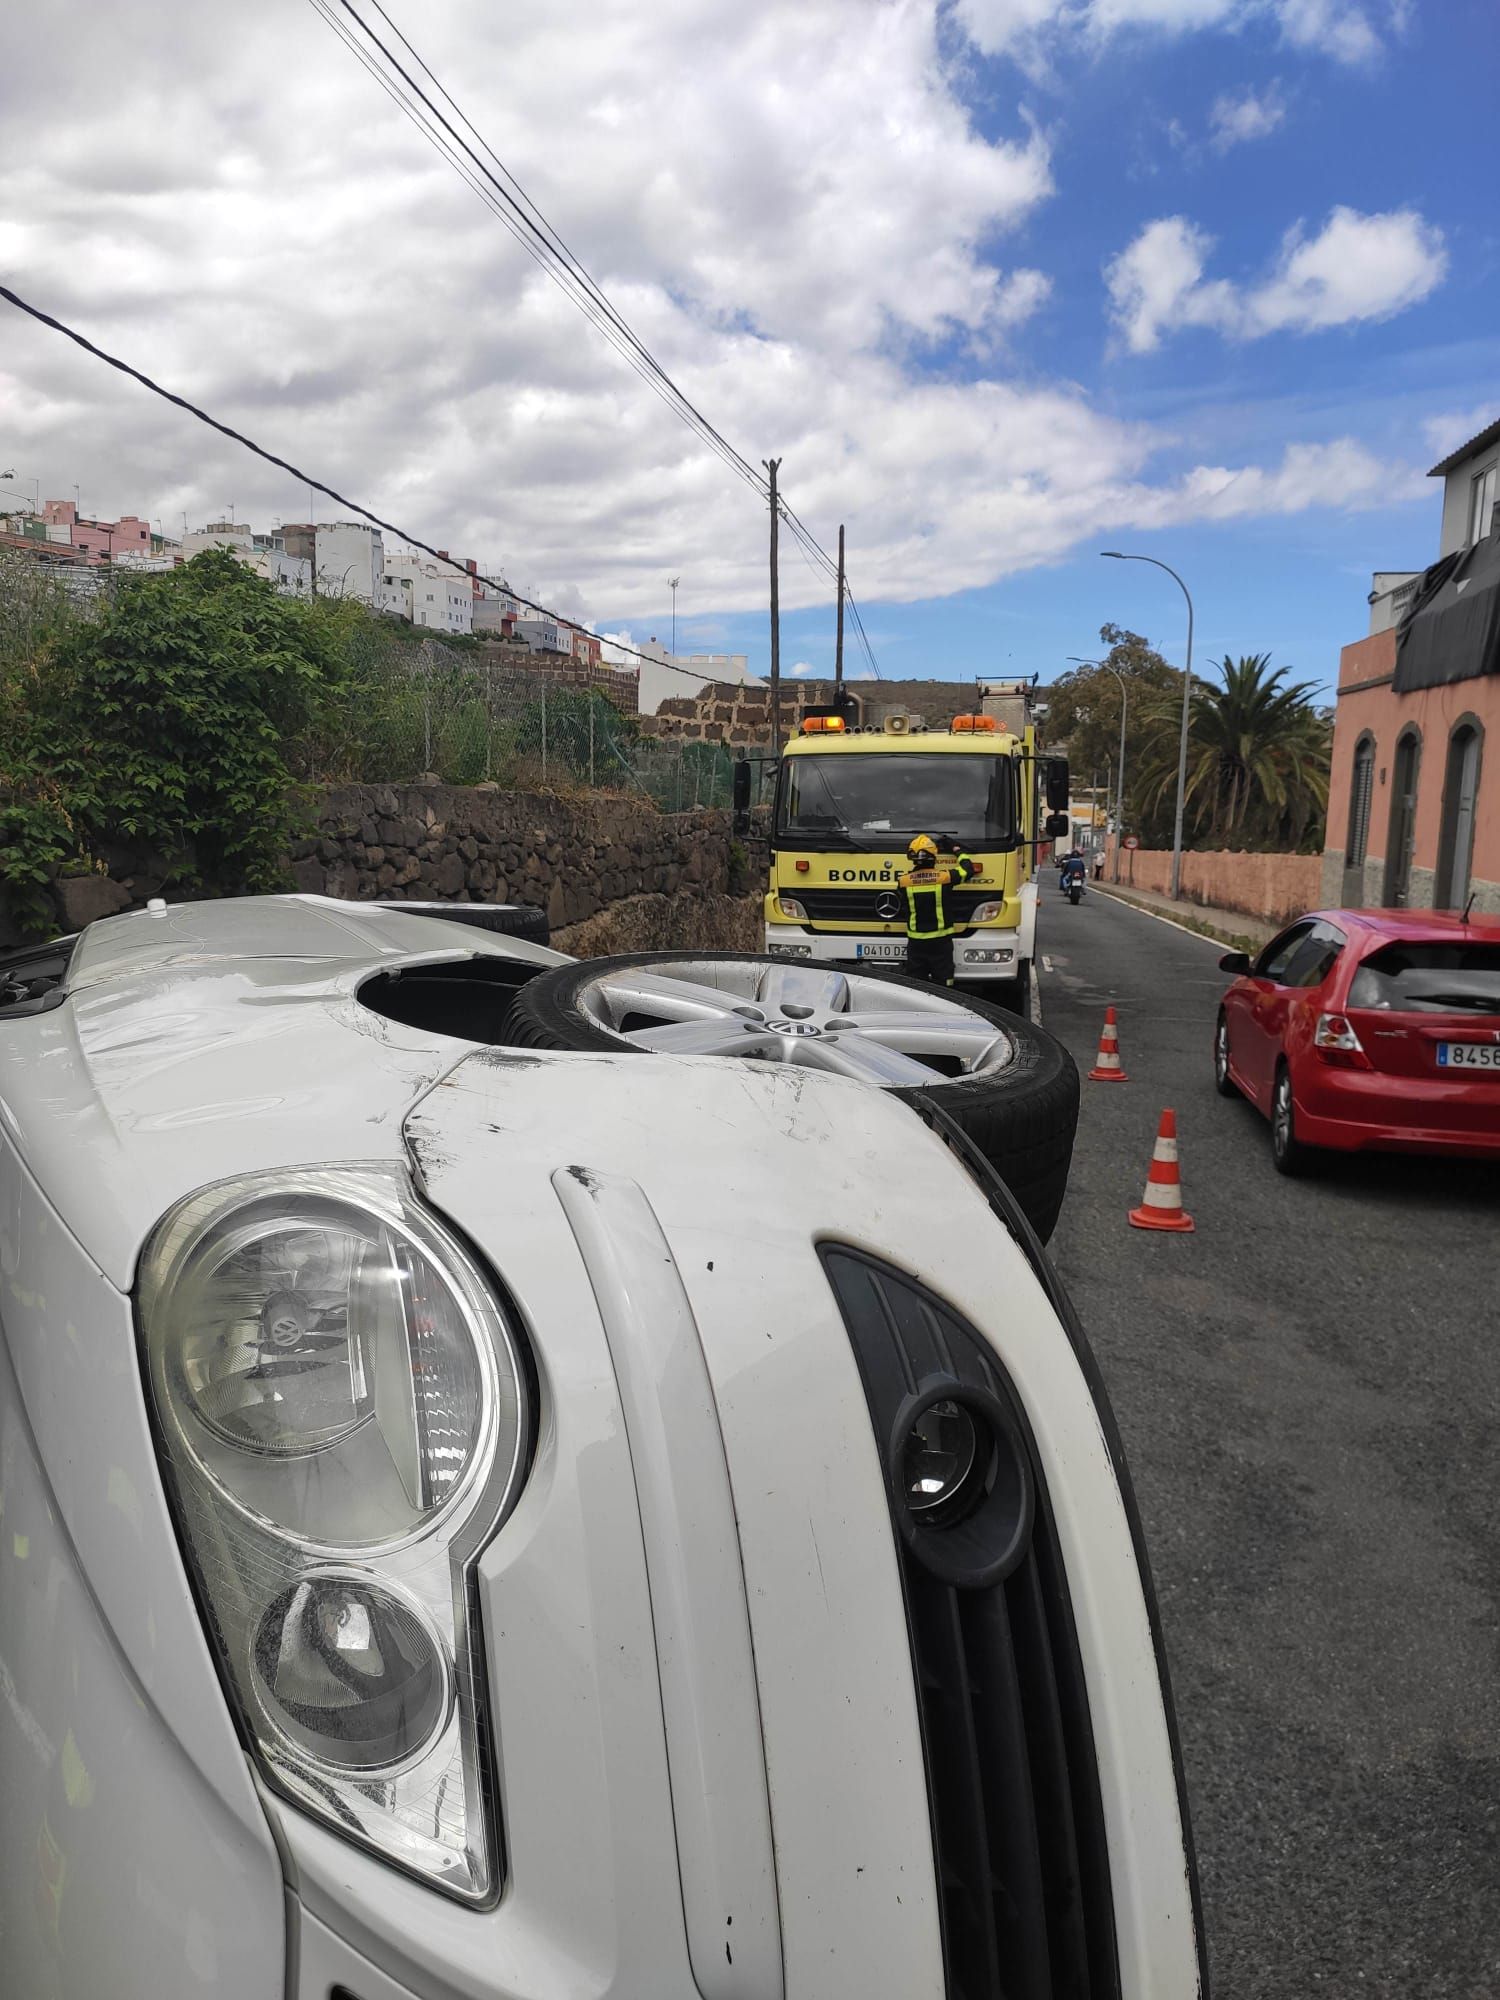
[{"x1": 907, "y1": 834, "x2": 939, "y2": 864}]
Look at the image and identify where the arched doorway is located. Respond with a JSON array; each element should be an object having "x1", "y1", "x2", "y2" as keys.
[
  {"x1": 1383, "y1": 729, "x2": 1421, "y2": 908},
  {"x1": 1435, "y1": 720, "x2": 1482, "y2": 909},
  {"x1": 1342, "y1": 734, "x2": 1375, "y2": 904}
]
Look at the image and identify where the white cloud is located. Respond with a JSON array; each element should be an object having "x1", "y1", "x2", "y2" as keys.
[
  {"x1": 1209, "y1": 82, "x2": 1287, "y2": 149},
  {"x1": 993, "y1": 268, "x2": 1055, "y2": 326},
  {"x1": 0, "y1": 2, "x2": 1429, "y2": 629},
  {"x1": 1106, "y1": 206, "x2": 1447, "y2": 351},
  {"x1": 955, "y1": 0, "x2": 1393, "y2": 67},
  {"x1": 1423, "y1": 408, "x2": 1499, "y2": 464}
]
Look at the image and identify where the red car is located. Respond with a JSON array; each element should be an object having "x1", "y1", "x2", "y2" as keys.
[{"x1": 1214, "y1": 909, "x2": 1500, "y2": 1174}]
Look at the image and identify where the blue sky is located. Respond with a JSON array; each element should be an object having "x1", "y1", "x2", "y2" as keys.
[{"x1": 626, "y1": 0, "x2": 1499, "y2": 699}]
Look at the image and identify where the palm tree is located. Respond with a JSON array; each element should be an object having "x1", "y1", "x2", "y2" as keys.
[{"x1": 1134, "y1": 654, "x2": 1330, "y2": 850}]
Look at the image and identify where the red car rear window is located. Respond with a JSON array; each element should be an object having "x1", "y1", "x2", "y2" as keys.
[{"x1": 1348, "y1": 942, "x2": 1500, "y2": 1015}]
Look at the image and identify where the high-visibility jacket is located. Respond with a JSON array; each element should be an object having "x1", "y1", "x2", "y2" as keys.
[{"x1": 898, "y1": 852, "x2": 978, "y2": 939}]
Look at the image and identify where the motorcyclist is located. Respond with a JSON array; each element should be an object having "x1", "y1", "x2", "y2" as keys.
[
  {"x1": 899, "y1": 833, "x2": 978, "y2": 986},
  {"x1": 1060, "y1": 847, "x2": 1088, "y2": 895}
]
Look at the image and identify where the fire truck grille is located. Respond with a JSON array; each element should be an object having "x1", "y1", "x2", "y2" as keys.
[{"x1": 797, "y1": 888, "x2": 993, "y2": 926}]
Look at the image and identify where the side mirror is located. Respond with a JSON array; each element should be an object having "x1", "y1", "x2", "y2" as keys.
[
  {"x1": 1218, "y1": 951, "x2": 1251, "y2": 975},
  {"x1": 1044, "y1": 813, "x2": 1070, "y2": 838},
  {"x1": 732, "y1": 759, "x2": 752, "y2": 813},
  {"x1": 1044, "y1": 759, "x2": 1070, "y2": 812}
]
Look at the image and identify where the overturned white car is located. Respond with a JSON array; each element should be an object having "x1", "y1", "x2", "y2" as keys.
[{"x1": 0, "y1": 896, "x2": 1205, "y2": 1999}]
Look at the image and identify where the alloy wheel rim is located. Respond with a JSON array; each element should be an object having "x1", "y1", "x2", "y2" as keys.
[
  {"x1": 1273, "y1": 1075, "x2": 1291, "y2": 1152},
  {"x1": 1215, "y1": 1021, "x2": 1228, "y2": 1081},
  {"x1": 571, "y1": 959, "x2": 1016, "y2": 1088}
]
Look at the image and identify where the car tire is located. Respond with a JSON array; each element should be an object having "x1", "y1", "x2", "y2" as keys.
[
  {"x1": 501, "y1": 951, "x2": 1080, "y2": 1242},
  {"x1": 1270, "y1": 1062, "x2": 1310, "y2": 1176},
  {"x1": 1213, "y1": 1011, "x2": 1239, "y2": 1098}
]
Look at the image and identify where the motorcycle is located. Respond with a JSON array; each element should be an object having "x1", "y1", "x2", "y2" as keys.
[{"x1": 1066, "y1": 877, "x2": 1083, "y2": 904}]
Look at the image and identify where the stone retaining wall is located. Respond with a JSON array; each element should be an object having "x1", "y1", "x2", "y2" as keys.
[
  {"x1": 553, "y1": 889, "x2": 762, "y2": 958},
  {"x1": 288, "y1": 784, "x2": 748, "y2": 934},
  {"x1": 6, "y1": 784, "x2": 763, "y2": 948}
]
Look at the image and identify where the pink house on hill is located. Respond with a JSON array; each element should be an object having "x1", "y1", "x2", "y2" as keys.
[{"x1": 42, "y1": 498, "x2": 152, "y2": 564}]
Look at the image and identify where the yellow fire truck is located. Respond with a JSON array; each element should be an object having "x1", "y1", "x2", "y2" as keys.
[{"x1": 763, "y1": 682, "x2": 1068, "y2": 1012}]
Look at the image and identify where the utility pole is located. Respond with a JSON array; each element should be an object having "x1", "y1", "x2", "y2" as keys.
[
  {"x1": 669, "y1": 576, "x2": 680, "y2": 656},
  {"x1": 764, "y1": 458, "x2": 782, "y2": 752},
  {"x1": 834, "y1": 523, "x2": 845, "y2": 696}
]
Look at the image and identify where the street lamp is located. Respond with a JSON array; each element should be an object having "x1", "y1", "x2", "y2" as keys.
[
  {"x1": 1101, "y1": 552, "x2": 1195, "y2": 899},
  {"x1": 668, "y1": 576, "x2": 680, "y2": 656},
  {"x1": 1068, "y1": 656, "x2": 1129, "y2": 883}
]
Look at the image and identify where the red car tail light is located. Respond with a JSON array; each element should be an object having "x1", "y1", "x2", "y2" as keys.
[{"x1": 1314, "y1": 1012, "x2": 1372, "y2": 1069}]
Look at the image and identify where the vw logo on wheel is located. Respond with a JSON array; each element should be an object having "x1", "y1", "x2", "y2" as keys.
[
  {"x1": 766, "y1": 1020, "x2": 823, "y2": 1036},
  {"x1": 875, "y1": 891, "x2": 903, "y2": 922}
]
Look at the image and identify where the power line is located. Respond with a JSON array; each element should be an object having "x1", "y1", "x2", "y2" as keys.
[
  {"x1": 308, "y1": 0, "x2": 871, "y2": 642},
  {"x1": 307, "y1": 0, "x2": 767, "y2": 511},
  {"x1": 0, "y1": 279, "x2": 719, "y2": 685}
]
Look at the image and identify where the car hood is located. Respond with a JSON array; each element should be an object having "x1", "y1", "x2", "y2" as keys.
[{"x1": 0, "y1": 895, "x2": 562, "y2": 1288}]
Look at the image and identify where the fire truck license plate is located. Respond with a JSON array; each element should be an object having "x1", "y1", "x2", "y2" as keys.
[{"x1": 855, "y1": 942, "x2": 907, "y2": 961}]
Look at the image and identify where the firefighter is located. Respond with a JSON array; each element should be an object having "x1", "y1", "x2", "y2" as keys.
[{"x1": 899, "y1": 833, "x2": 978, "y2": 986}]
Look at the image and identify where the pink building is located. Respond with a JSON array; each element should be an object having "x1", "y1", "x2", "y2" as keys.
[
  {"x1": 1322, "y1": 417, "x2": 1500, "y2": 916},
  {"x1": 41, "y1": 498, "x2": 152, "y2": 564}
]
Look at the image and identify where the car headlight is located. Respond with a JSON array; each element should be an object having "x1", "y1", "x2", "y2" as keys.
[
  {"x1": 776, "y1": 894, "x2": 808, "y2": 921},
  {"x1": 138, "y1": 1165, "x2": 529, "y2": 1902},
  {"x1": 970, "y1": 900, "x2": 1005, "y2": 923}
]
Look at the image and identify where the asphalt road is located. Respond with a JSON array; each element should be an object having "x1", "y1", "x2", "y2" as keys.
[{"x1": 1037, "y1": 884, "x2": 1500, "y2": 2000}]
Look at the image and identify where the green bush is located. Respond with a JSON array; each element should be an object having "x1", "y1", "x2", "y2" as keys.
[{"x1": 2, "y1": 549, "x2": 352, "y2": 929}]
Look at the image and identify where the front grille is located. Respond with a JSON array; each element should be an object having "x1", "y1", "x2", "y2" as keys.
[
  {"x1": 822, "y1": 1247, "x2": 1119, "y2": 2000},
  {"x1": 798, "y1": 887, "x2": 993, "y2": 926}
]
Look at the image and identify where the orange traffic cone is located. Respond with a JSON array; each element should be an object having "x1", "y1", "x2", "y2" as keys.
[
  {"x1": 1129, "y1": 1109, "x2": 1195, "y2": 1233},
  {"x1": 1088, "y1": 1005, "x2": 1129, "y2": 1082}
]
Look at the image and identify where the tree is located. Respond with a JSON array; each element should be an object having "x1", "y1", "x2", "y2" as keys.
[
  {"x1": 12, "y1": 549, "x2": 349, "y2": 904},
  {"x1": 1045, "y1": 625, "x2": 1183, "y2": 841},
  {"x1": 1133, "y1": 653, "x2": 1330, "y2": 851}
]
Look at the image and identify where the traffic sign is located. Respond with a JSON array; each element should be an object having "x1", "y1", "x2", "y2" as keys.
[{"x1": 1123, "y1": 835, "x2": 1141, "y2": 850}]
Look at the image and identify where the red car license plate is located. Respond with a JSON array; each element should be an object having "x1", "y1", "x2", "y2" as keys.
[{"x1": 1436, "y1": 1042, "x2": 1500, "y2": 1071}]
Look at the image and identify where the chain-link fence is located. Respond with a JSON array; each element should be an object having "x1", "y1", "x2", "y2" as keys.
[
  {"x1": 0, "y1": 549, "x2": 778, "y2": 814},
  {"x1": 303, "y1": 632, "x2": 777, "y2": 812}
]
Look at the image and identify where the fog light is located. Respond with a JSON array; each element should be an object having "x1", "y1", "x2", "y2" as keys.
[
  {"x1": 252, "y1": 1575, "x2": 448, "y2": 1773},
  {"x1": 890, "y1": 1380, "x2": 1033, "y2": 1586},
  {"x1": 902, "y1": 1400, "x2": 981, "y2": 1517},
  {"x1": 768, "y1": 943, "x2": 813, "y2": 957}
]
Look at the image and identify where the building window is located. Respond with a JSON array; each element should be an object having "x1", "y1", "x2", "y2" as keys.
[
  {"x1": 1435, "y1": 719, "x2": 1483, "y2": 909},
  {"x1": 1383, "y1": 728, "x2": 1422, "y2": 909},
  {"x1": 1470, "y1": 462, "x2": 1498, "y2": 546},
  {"x1": 1346, "y1": 734, "x2": 1375, "y2": 867}
]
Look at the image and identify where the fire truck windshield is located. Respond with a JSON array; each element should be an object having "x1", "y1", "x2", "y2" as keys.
[{"x1": 775, "y1": 753, "x2": 1015, "y2": 849}]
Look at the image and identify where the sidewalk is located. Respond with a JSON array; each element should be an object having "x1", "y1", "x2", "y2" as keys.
[{"x1": 1088, "y1": 877, "x2": 1281, "y2": 950}]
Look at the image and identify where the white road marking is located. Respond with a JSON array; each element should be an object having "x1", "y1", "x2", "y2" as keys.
[
  {"x1": 1097, "y1": 892, "x2": 1238, "y2": 949},
  {"x1": 1041, "y1": 955, "x2": 1054, "y2": 972}
]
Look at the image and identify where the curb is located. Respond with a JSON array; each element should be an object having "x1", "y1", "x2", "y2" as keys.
[{"x1": 1091, "y1": 884, "x2": 1267, "y2": 953}]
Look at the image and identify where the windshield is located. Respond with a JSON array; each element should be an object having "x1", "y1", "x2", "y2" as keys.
[
  {"x1": 775, "y1": 752, "x2": 1014, "y2": 849},
  {"x1": 1347, "y1": 942, "x2": 1500, "y2": 1014}
]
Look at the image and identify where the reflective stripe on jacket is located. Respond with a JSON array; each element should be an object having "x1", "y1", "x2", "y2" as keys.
[{"x1": 898, "y1": 853, "x2": 977, "y2": 938}]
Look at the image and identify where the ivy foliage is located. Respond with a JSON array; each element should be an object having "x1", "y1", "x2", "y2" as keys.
[{"x1": 2, "y1": 549, "x2": 350, "y2": 928}]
